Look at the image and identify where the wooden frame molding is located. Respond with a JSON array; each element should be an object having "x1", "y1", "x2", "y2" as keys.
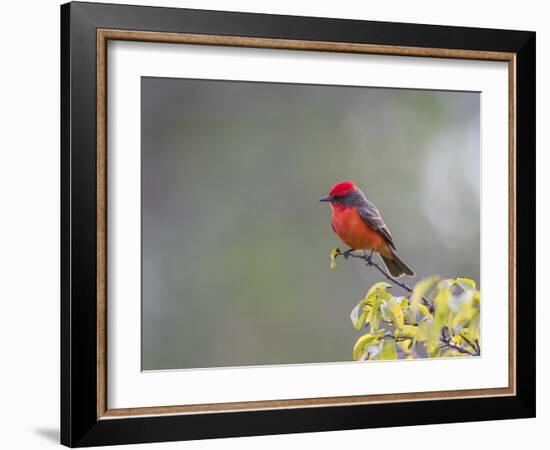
[{"x1": 96, "y1": 28, "x2": 517, "y2": 420}]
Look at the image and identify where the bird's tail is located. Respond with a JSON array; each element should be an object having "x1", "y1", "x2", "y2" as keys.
[{"x1": 380, "y1": 251, "x2": 415, "y2": 278}]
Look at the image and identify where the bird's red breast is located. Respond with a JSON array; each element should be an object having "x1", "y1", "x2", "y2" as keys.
[{"x1": 331, "y1": 203, "x2": 391, "y2": 256}]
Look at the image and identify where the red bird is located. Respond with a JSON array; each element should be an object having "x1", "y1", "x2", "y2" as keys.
[{"x1": 320, "y1": 181, "x2": 414, "y2": 278}]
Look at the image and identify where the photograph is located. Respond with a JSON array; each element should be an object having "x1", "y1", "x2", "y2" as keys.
[
  {"x1": 55, "y1": 1, "x2": 536, "y2": 446},
  {"x1": 141, "y1": 77, "x2": 481, "y2": 370}
]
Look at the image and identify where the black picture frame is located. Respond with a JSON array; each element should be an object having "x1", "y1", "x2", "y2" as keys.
[{"x1": 61, "y1": 1, "x2": 535, "y2": 447}]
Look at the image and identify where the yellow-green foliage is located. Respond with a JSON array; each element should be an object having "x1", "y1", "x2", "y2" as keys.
[{"x1": 350, "y1": 277, "x2": 480, "y2": 361}]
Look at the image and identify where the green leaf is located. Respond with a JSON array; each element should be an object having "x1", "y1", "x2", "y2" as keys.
[
  {"x1": 437, "y1": 278, "x2": 455, "y2": 290},
  {"x1": 434, "y1": 286, "x2": 451, "y2": 329},
  {"x1": 366, "y1": 281, "x2": 392, "y2": 300},
  {"x1": 374, "y1": 329, "x2": 387, "y2": 339},
  {"x1": 423, "y1": 317, "x2": 442, "y2": 353},
  {"x1": 460, "y1": 327, "x2": 480, "y2": 348},
  {"x1": 381, "y1": 298, "x2": 405, "y2": 329},
  {"x1": 398, "y1": 339, "x2": 413, "y2": 353},
  {"x1": 368, "y1": 298, "x2": 382, "y2": 332},
  {"x1": 423, "y1": 283, "x2": 452, "y2": 354},
  {"x1": 417, "y1": 304, "x2": 433, "y2": 320},
  {"x1": 405, "y1": 307, "x2": 417, "y2": 325},
  {"x1": 379, "y1": 340, "x2": 398, "y2": 360},
  {"x1": 352, "y1": 333, "x2": 378, "y2": 360},
  {"x1": 329, "y1": 248, "x2": 341, "y2": 269},
  {"x1": 395, "y1": 296, "x2": 409, "y2": 309},
  {"x1": 410, "y1": 275, "x2": 439, "y2": 308},
  {"x1": 396, "y1": 324, "x2": 418, "y2": 339},
  {"x1": 380, "y1": 301, "x2": 392, "y2": 322},
  {"x1": 416, "y1": 319, "x2": 431, "y2": 342},
  {"x1": 456, "y1": 277, "x2": 476, "y2": 291},
  {"x1": 350, "y1": 304, "x2": 368, "y2": 330}
]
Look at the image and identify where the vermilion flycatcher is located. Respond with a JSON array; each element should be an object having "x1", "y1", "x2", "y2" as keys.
[{"x1": 320, "y1": 181, "x2": 414, "y2": 278}]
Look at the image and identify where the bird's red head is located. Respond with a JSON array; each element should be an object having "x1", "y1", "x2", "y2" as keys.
[
  {"x1": 328, "y1": 181, "x2": 357, "y2": 197},
  {"x1": 319, "y1": 181, "x2": 358, "y2": 202}
]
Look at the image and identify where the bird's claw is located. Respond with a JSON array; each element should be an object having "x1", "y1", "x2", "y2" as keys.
[
  {"x1": 365, "y1": 251, "x2": 374, "y2": 265},
  {"x1": 342, "y1": 249, "x2": 354, "y2": 259}
]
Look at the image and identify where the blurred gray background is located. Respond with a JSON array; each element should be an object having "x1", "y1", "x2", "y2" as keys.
[{"x1": 141, "y1": 77, "x2": 480, "y2": 370}]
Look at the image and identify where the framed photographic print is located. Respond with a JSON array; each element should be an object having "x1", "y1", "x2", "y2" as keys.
[{"x1": 60, "y1": 1, "x2": 536, "y2": 447}]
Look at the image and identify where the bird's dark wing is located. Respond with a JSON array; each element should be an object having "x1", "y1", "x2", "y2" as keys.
[{"x1": 357, "y1": 201, "x2": 397, "y2": 250}]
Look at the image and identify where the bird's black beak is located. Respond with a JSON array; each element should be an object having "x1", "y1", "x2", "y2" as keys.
[{"x1": 319, "y1": 195, "x2": 332, "y2": 202}]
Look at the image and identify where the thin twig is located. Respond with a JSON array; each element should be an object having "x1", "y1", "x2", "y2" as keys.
[
  {"x1": 459, "y1": 332, "x2": 480, "y2": 354},
  {"x1": 339, "y1": 250, "x2": 435, "y2": 313},
  {"x1": 441, "y1": 327, "x2": 479, "y2": 356}
]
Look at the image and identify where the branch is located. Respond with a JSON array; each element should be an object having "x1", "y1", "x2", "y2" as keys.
[
  {"x1": 386, "y1": 326, "x2": 479, "y2": 357},
  {"x1": 338, "y1": 249, "x2": 435, "y2": 313},
  {"x1": 441, "y1": 326, "x2": 480, "y2": 356},
  {"x1": 459, "y1": 332, "x2": 480, "y2": 354}
]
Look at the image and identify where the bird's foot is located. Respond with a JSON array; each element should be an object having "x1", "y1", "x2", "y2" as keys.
[
  {"x1": 342, "y1": 249, "x2": 356, "y2": 259},
  {"x1": 365, "y1": 250, "x2": 374, "y2": 265}
]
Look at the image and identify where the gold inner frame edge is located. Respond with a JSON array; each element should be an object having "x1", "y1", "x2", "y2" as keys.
[{"x1": 96, "y1": 28, "x2": 517, "y2": 420}]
